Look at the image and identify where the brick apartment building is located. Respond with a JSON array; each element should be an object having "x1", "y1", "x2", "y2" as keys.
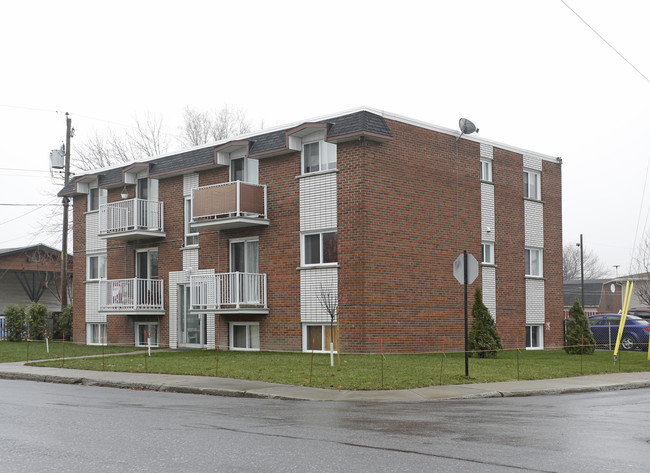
[{"x1": 59, "y1": 107, "x2": 563, "y2": 353}]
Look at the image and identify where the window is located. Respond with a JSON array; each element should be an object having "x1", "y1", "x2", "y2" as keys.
[
  {"x1": 526, "y1": 325, "x2": 543, "y2": 349},
  {"x1": 302, "y1": 141, "x2": 337, "y2": 174},
  {"x1": 88, "y1": 186, "x2": 107, "y2": 211},
  {"x1": 480, "y1": 159, "x2": 492, "y2": 182},
  {"x1": 302, "y1": 231, "x2": 337, "y2": 266},
  {"x1": 230, "y1": 157, "x2": 258, "y2": 184},
  {"x1": 135, "y1": 322, "x2": 159, "y2": 347},
  {"x1": 230, "y1": 322, "x2": 260, "y2": 350},
  {"x1": 482, "y1": 242, "x2": 494, "y2": 264},
  {"x1": 523, "y1": 170, "x2": 541, "y2": 200},
  {"x1": 87, "y1": 254, "x2": 107, "y2": 280},
  {"x1": 303, "y1": 324, "x2": 338, "y2": 352},
  {"x1": 525, "y1": 248, "x2": 543, "y2": 277},
  {"x1": 184, "y1": 197, "x2": 198, "y2": 247},
  {"x1": 87, "y1": 323, "x2": 107, "y2": 345}
]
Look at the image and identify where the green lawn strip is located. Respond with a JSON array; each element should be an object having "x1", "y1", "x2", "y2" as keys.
[
  {"x1": 25, "y1": 347, "x2": 650, "y2": 390},
  {"x1": 0, "y1": 341, "x2": 142, "y2": 363}
]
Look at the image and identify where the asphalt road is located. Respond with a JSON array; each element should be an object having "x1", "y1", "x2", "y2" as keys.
[{"x1": 1, "y1": 379, "x2": 648, "y2": 472}]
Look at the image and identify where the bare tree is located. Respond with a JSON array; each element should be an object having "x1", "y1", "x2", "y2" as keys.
[
  {"x1": 179, "y1": 104, "x2": 253, "y2": 147},
  {"x1": 632, "y1": 234, "x2": 650, "y2": 306},
  {"x1": 74, "y1": 113, "x2": 170, "y2": 172},
  {"x1": 317, "y1": 284, "x2": 338, "y2": 366},
  {"x1": 563, "y1": 242, "x2": 609, "y2": 280}
]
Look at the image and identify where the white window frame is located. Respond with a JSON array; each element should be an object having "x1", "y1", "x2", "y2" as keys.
[
  {"x1": 482, "y1": 242, "x2": 494, "y2": 265},
  {"x1": 524, "y1": 169, "x2": 541, "y2": 200},
  {"x1": 525, "y1": 248, "x2": 543, "y2": 277},
  {"x1": 526, "y1": 324, "x2": 544, "y2": 350},
  {"x1": 86, "y1": 254, "x2": 107, "y2": 281},
  {"x1": 135, "y1": 322, "x2": 159, "y2": 347},
  {"x1": 184, "y1": 196, "x2": 199, "y2": 247},
  {"x1": 230, "y1": 156, "x2": 259, "y2": 184},
  {"x1": 88, "y1": 186, "x2": 107, "y2": 212},
  {"x1": 302, "y1": 324, "x2": 338, "y2": 353},
  {"x1": 229, "y1": 322, "x2": 260, "y2": 351},
  {"x1": 86, "y1": 323, "x2": 107, "y2": 346},
  {"x1": 301, "y1": 230, "x2": 338, "y2": 266},
  {"x1": 480, "y1": 159, "x2": 492, "y2": 182},
  {"x1": 301, "y1": 140, "x2": 337, "y2": 175}
]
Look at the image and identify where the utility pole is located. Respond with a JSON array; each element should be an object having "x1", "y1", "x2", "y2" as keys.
[{"x1": 61, "y1": 113, "x2": 72, "y2": 309}]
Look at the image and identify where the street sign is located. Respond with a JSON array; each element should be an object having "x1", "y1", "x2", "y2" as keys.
[{"x1": 453, "y1": 252, "x2": 479, "y2": 285}]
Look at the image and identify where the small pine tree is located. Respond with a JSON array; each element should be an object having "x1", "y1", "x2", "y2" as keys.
[
  {"x1": 468, "y1": 287, "x2": 503, "y2": 358},
  {"x1": 565, "y1": 298, "x2": 595, "y2": 354},
  {"x1": 4, "y1": 305, "x2": 26, "y2": 342},
  {"x1": 27, "y1": 303, "x2": 49, "y2": 340}
]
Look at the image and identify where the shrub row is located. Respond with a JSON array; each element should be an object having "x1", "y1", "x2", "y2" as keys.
[{"x1": 2, "y1": 304, "x2": 72, "y2": 342}]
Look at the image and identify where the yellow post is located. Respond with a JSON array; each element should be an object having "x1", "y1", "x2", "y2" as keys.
[{"x1": 614, "y1": 281, "x2": 633, "y2": 358}]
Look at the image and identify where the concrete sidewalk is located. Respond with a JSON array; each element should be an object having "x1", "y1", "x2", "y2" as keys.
[{"x1": 2, "y1": 361, "x2": 650, "y2": 402}]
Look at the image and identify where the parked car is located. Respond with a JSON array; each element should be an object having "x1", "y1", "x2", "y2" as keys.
[
  {"x1": 588, "y1": 314, "x2": 650, "y2": 351},
  {"x1": 627, "y1": 308, "x2": 650, "y2": 321}
]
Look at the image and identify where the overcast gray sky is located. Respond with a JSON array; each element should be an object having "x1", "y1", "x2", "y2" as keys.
[{"x1": 1, "y1": 0, "x2": 649, "y2": 278}]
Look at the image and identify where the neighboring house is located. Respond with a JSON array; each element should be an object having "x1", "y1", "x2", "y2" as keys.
[
  {"x1": 0, "y1": 244, "x2": 72, "y2": 314},
  {"x1": 603, "y1": 274, "x2": 650, "y2": 313},
  {"x1": 59, "y1": 107, "x2": 563, "y2": 352},
  {"x1": 563, "y1": 279, "x2": 617, "y2": 315}
]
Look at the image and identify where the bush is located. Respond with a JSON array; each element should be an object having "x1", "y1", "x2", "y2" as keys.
[
  {"x1": 4, "y1": 305, "x2": 26, "y2": 342},
  {"x1": 468, "y1": 287, "x2": 503, "y2": 358},
  {"x1": 53, "y1": 305, "x2": 73, "y2": 341},
  {"x1": 565, "y1": 298, "x2": 595, "y2": 354},
  {"x1": 27, "y1": 303, "x2": 49, "y2": 340}
]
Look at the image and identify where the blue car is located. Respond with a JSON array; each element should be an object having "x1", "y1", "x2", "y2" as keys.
[{"x1": 588, "y1": 314, "x2": 650, "y2": 351}]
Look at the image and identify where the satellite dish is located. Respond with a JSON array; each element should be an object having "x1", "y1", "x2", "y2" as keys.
[{"x1": 457, "y1": 118, "x2": 479, "y2": 142}]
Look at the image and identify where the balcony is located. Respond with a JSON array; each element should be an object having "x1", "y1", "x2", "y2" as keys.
[
  {"x1": 189, "y1": 272, "x2": 268, "y2": 314},
  {"x1": 191, "y1": 181, "x2": 269, "y2": 231},
  {"x1": 99, "y1": 278, "x2": 165, "y2": 314},
  {"x1": 99, "y1": 198, "x2": 165, "y2": 241}
]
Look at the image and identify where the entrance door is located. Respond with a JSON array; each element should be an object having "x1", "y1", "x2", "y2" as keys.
[
  {"x1": 230, "y1": 239, "x2": 259, "y2": 304},
  {"x1": 178, "y1": 285, "x2": 205, "y2": 347}
]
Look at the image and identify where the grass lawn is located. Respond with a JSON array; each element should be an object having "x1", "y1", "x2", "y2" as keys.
[
  {"x1": 0, "y1": 341, "x2": 142, "y2": 363},
  {"x1": 23, "y1": 346, "x2": 650, "y2": 390}
]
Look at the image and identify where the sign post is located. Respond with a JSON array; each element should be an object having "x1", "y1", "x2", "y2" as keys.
[{"x1": 454, "y1": 251, "x2": 479, "y2": 377}]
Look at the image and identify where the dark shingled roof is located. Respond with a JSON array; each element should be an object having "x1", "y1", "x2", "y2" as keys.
[
  {"x1": 328, "y1": 110, "x2": 392, "y2": 139},
  {"x1": 59, "y1": 109, "x2": 393, "y2": 196},
  {"x1": 150, "y1": 146, "x2": 216, "y2": 177}
]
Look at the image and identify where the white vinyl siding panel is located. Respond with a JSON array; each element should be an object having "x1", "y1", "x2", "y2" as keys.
[
  {"x1": 481, "y1": 266, "x2": 497, "y2": 320},
  {"x1": 524, "y1": 200, "x2": 544, "y2": 247},
  {"x1": 526, "y1": 278, "x2": 545, "y2": 324},
  {"x1": 85, "y1": 282, "x2": 105, "y2": 323},
  {"x1": 300, "y1": 267, "x2": 338, "y2": 323},
  {"x1": 300, "y1": 172, "x2": 337, "y2": 232},
  {"x1": 86, "y1": 212, "x2": 106, "y2": 254}
]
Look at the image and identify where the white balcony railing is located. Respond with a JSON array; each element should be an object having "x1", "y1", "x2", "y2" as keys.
[
  {"x1": 99, "y1": 278, "x2": 164, "y2": 312},
  {"x1": 190, "y1": 272, "x2": 267, "y2": 311},
  {"x1": 99, "y1": 198, "x2": 164, "y2": 236}
]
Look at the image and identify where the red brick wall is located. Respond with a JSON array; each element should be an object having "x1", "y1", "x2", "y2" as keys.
[
  {"x1": 338, "y1": 120, "x2": 483, "y2": 353},
  {"x1": 72, "y1": 197, "x2": 87, "y2": 343},
  {"x1": 542, "y1": 159, "x2": 564, "y2": 348},
  {"x1": 493, "y1": 147, "x2": 527, "y2": 349}
]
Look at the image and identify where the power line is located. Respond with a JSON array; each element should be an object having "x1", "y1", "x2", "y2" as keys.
[
  {"x1": 0, "y1": 198, "x2": 59, "y2": 227},
  {"x1": 0, "y1": 203, "x2": 59, "y2": 207},
  {"x1": 560, "y1": 0, "x2": 650, "y2": 84}
]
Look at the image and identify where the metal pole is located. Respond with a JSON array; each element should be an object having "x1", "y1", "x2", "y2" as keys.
[
  {"x1": 464, "y1": 250, "x2": 469, "y2": 377},
  {"x1": 580, "y1": 234, "x2": 584, "y2": 308},
  {"x1": 61, "y1": 113, "x2": 71, "y2": 309}
]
